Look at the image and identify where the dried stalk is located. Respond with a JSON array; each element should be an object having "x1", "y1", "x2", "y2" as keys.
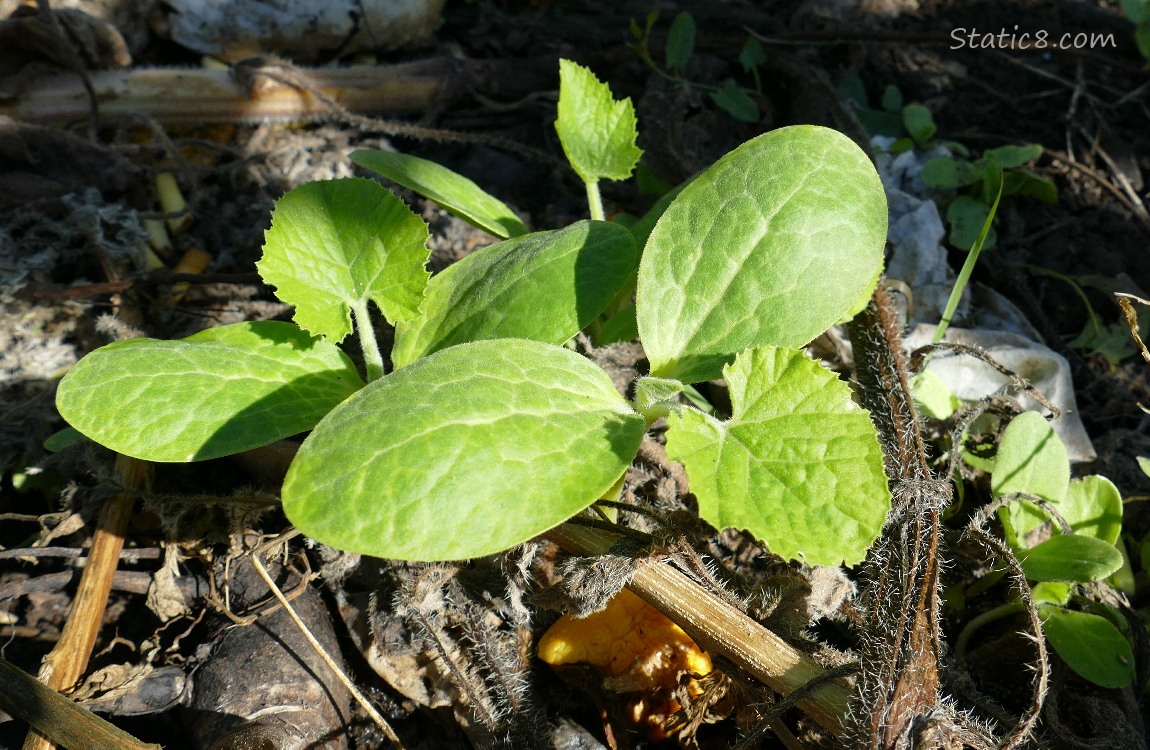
[
  {"x1": 0, "y1": 59, "x2": 451, "y2": 125},
  {"x1": 22, "y1": 455, "x2": 150, "y2": 750}
]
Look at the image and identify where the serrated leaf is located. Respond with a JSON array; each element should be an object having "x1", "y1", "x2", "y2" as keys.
[
  {"x1": 1041, "y1": 607, "x2": 1135, "y2": 688},
  {"x1": 283, "y1": 339, "x2": 646, "y2": 561},
  {"x1": 257, "y1": 178, "x2": 430, "y2": 341},
  {"x1": 711, "y1": 80, "x2": 760, "y2": 122},
  {"x1": 1021, "y1": 535, "x2": 1123, "y2": 582},
  {"x1": 665, "y1": 12, "x2": 695, "y2": 72},
  {"x1": 56, "y1": 322, "x2": 363, "y2": 462},
  {"x1": 349, "y1": 149, "x2": 527, "y2": 239},
  {"x1": 665, "y1": 347, "x2": 889, "y2": 565},
  {"x1": 637, "y1": 125, "x2": 887, "y2": 383},
  {"x1": 555, "y1": 59, "x2": 642, "y2": 185},
  {"x1": 391, "y1": 221, "x2": 636, "y2": 368}
]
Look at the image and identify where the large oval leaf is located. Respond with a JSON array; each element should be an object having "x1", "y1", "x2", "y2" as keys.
[
  {"x1": 257, "y1": 178, "x2": 430, "y2": 341},
  {"x1": 636, "y1": 125, "x2": 887, "y2": 383},
  {"x1": 56, "y1": 322, "x2": 363, "y2": 462},
  {"x1": 350, "y1": 149, "x2": 528, "y2": 239},
  {"x1": 391, "y1": 221, "x2": 637, "y2": 368},
  {"x1": 665, "y1": 347, "x2": 890, "y2": 565},
  {"x1": 283, "y1": 339, "x2": 646, "y2": 561}
]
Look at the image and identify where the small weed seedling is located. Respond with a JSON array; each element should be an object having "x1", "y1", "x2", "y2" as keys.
[
  {"x1": 920, "y1": 143, "x2": 1057, "y2": 250},
  {"x1": 57, "y1": 61, "x2": 892, "y2": 567},
  {"x1": 838, "y1": 76, "x2": 939, "y2": 154},
  {"x1": 955, "y1": 411, "x2": 1135, "y2": 689},
  {"x1": 629, "y1": 11, "x2": 765, "y2": 123}
]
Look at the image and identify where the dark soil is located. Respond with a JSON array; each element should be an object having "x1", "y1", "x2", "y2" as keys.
[{"x1": 1, "y1": 1, "x2": 1149, "y2": 748}]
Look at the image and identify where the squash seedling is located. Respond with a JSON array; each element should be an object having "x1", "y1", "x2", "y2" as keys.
[{"x1": 56, "y1": 60, "x2": 891, "y2": 568}]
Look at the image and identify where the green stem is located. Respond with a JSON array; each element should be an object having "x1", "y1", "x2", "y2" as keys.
[
  {"x1": 933, "y1": 176, "x2": 1005, "y2": 344},
  {"x1": 349, "y1": 299, "x2": 385, "y2": 382},
  {"x1": 954, "y1": 601, "x2": 1023, "y2": 659},
  {"x1": 585, "y1": 179, "x2": 605, "y2": 221}
]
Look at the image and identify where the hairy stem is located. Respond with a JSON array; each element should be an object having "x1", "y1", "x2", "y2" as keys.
[{"x1": 349, "y1": 300, "x2": 384, "y2": 382}]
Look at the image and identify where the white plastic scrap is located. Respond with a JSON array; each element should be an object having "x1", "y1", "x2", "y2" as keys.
[{"x1": 872, "y1": 136, "x2": 1096, "y2": 462}]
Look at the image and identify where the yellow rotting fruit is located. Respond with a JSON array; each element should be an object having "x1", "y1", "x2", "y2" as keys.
[{"x1": 538, "y1": 588, "x2": 712, "y2": 741}]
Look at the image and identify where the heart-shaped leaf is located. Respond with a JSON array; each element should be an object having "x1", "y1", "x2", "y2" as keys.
[
  {"x1": 349, "y1": 149, "x2": 527, "y2": 239},
  {"x1": 665, "y1": 347, "x2": 890, "y2": 565},
  {"x1": 283, "y1": 339, "x2": 646, "y2": 561},
  {"x1": 56, "y1": 321, "x2": 363, "y2": 462},
  {"x1": 1041, "y1": 607, "x2": 1135, "y2": 688},
  {"x1": 257, "y1": 178, "x2": 430, "y2": 342},
  {"x1": 391, "y1": 221, "x2": 636, "y2": 368},
  {"x1": 1020, "y1": 534, "x2": 1123, "y2": 582},
  {"x1": 636, "y1": 125, "x2": 887, "y2": 383}
]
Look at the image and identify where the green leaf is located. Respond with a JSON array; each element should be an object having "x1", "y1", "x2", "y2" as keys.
[
  {"x1": 1041, "y1": 607, "x2": 1135, "y2": 688},
  {"x1": 1009, "y1": 475, "x2": 1123, "y2": 547},
  {"x1": 637, "y1": 125, "x2": 887, "y2": 383},
  {"x1": 391, "y1": 221, "x2": 636, "y2": 368},
  {"x1": 919, "y1": 157, "x2": 984, "y2": 189},
  {"x1": 1138, "y1": 455, "x2": 1150, "y2": 479},
  {"x1": 1021, "y1": 535, "x2": 1123, "y2": 582},
  {"x1": 633, "y1": 375, "x2": 684, "y2": 420},
  {"x1": 711, "y1": 80, "x2": 760, "y2": 122},
  {"x1": 901, "y1": 103, "x2": 936, "y2": 146},
  {"x1": 994, "y1": 411, "x2": 1070, "y2": 542},
  {"x1": 1030, "y1": 582, "x2": 1071, "y2": 606},
  {"x1": 739, "y1": 37, "x2": 766, "y2": 71},
  {"x1": 257, "y1": 178, "x2": 430, "y2": 341},
  {"x1": 56, "y1": 322, "x2": 363, "y2": 462},
  {"x1": 1002, "y1": 170, "x2": 1058, "y2": 203},
  {"x1": 283, "y1": 339, "x2": 646, "y2": 561},
  {"x1": 1137, "y1": 19, "x2": 1150, "y2": 61},
  {"x1": 665, "y1": 12, "x2": 695, "y2": 73},
  {"x1": 911, "y1": 370, "x2": 960, "y2": 420},
  {"x1": 984, "y1": 144, "x2": 1043, "y2": 169},
  {"x1": 665, "y1": 347, "x2": 890, "y2": 565},
  {"x1": 598, "y1": 304, "x2": 639, "y2": 344},
  {"x1": 349, "y1": 149, "x2": 528, "y2": 239},
  {"x1": 880, "y1": 85, "x2": 903, "y2": 112},
  {"x1": 44, "y1": 427, "x2": 86, "y2": 452},
  {"x1": 947, "y1": 195, "x2": 997, "y2": 250},
  {"x1": 555, "y1": 59, "x2": 643, "y2": 185}
]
